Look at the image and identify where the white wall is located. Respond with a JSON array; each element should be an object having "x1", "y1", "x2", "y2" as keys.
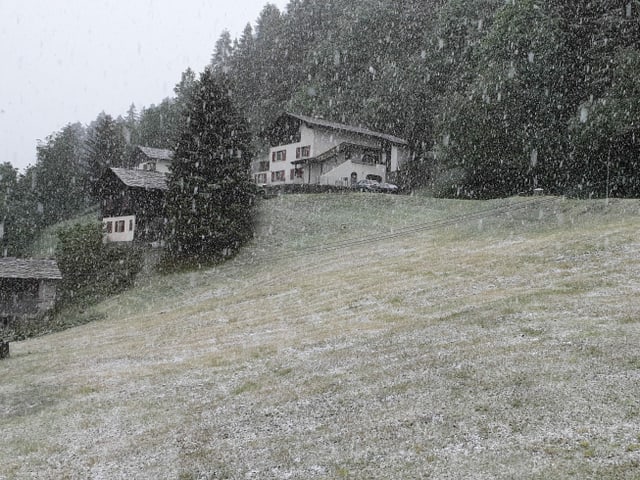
[
  {"x1": 391, "y1": 145, "x2": 411, "y2": 172},
  {"x1": 103, "y1": 215, "x2": 136, "y2": 242},
  {"x1": 267, "y1": 125, "x2": 316, "y2": 185},
  {"x1": 136, "y1": 158, "x2": 171, "y2": 173},
  {"x1": 320, "y1": 161, "x2": 386, "y2": 186},
  {"x1": 155, "y1": 159, "x2": 171, "y2": 173},
  {"x1": 264, "y1": 122, "x2": 408, "y2": 186}
]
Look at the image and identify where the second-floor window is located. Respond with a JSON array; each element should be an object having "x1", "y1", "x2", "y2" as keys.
[
  {"x1": 361, "y1": 153, "x2": 377, "y2": 165},
  {"x1": 272, "y1": 150, "x2": 286, "y2": 162},
  {"x1": 257, "y1": 161, "x2": 270, "y2": 172},
  {"x1": 296, "y1": 145, "x2": 311, "y2": 159}
]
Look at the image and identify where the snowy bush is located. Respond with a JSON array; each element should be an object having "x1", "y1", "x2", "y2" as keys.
[{"x1": 56, "y1": 222, "x2": 142, "y2": 305}]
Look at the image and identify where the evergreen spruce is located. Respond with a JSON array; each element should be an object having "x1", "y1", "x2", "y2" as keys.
[
  {"x1": 165, "y1": 68, "x2": 255, "y2": 266},
  {"x1": 84, "y1": 113, "x2": 126, "y2": 193}
]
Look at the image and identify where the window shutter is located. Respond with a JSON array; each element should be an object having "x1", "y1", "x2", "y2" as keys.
[{"x1": 272, "y1": 152, "x2": 276, "y2": 162}]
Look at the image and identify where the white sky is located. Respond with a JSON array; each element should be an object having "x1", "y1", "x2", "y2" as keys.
[{"x1": 0, "y1": 0, "x2": 289, "y2": 171}]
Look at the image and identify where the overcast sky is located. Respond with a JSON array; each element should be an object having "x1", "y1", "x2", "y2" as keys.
[{"x1": 0, "y1": 0, "x2": 289, "y2": 171}]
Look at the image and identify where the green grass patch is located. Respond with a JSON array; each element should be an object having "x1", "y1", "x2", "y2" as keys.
[{"x1": 4, "y1": 195, "x2": 640, "y2": 478}]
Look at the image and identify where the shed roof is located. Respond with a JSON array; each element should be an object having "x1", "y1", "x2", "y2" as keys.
[
  {"x1": 137, "y1": 146, "x2": 174, "y2": 161},
  {"x1": 0, "y1": 258, "x2": 62, "y2": 280},
  {"x1": 285, "y1": 113, "x2": 408, "y2": 146},
  {"x1": 110, "y1": 167, "x2": 169, "y2": 191}
]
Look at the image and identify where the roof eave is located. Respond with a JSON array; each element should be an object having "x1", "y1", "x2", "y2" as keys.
[{"x1": 284, "y1": 112, "x2": 408, "y2": 146}]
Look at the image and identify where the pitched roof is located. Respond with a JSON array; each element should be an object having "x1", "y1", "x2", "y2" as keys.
[
  {"x1": 0, "y1": 258, "x2": 62, "y2": 280},
  {"x1": 137, "y1": 146, "x2": 174, "y2": 161},
  {"x1": 285, "y1": 112, "x2": 408, "y2": 145},
  {"x1": 110, "y1": 167, "x2": 169, "y2": 191}
]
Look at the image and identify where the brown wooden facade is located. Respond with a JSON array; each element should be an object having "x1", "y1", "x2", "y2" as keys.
[
  {"x1": 97, "y1": 168, "x2": 168, "y2": 243},
  {"x1": 0, "y1": 258, "x2": 61, "y2": 339}
]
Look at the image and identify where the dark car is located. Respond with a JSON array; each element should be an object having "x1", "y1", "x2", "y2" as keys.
[
  {"x1": 377, "y1": 182, "x2": 399, "y2": 194},
  {"x1": 353, "y1": 179, "x2": 382, "y2": 192}
]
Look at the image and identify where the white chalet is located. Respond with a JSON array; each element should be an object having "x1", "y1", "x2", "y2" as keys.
[
  {"x1": 255, "y1": 113, "x2": 410, "y2": 187},
  {"x1": 133, "y1": 146, "x2": 174, "y2": 173}
]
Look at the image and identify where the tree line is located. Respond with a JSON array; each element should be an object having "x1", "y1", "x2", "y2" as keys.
[
  {"x1": 2, "y1": 0, "x2": 639, "y2": 257},
  {"x1": 0, "y1": 69, "x2": 198, "y2": 256},
  {"x1": 214, "y1": 0, "x2": 638, "y2": 199}
]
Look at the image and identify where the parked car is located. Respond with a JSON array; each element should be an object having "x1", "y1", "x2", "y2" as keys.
[
  {"x1": 377, "y1": 182, "x2": 399, "y2": 194},
  {"x1": 353, "y1": 179, "x2": 382, "y2": 192},
  {"x1": 353, "y1": 179, "x2": 399, "y2": 193}
]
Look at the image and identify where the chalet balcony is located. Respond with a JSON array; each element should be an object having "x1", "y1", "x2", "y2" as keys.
[{"x1": 350, "y1": 157, "x2": 383, "y2": 166}]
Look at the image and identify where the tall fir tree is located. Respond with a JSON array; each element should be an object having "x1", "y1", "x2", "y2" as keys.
[
  {"x1": 84, "y1": 113, "x2": 126, "y2": 193},
  {"x1": 4, "y1": 166, "x2": 43, "y2": 256},
  {"x1": 211, "y1": 30, "x2": 233, "y2": 74},
  {"x1": 35, "y1": 122, "x2": 89, "y2": 224},
  {"x1": 0, "y1": 162, "x2": 19, "y2": 256},
  {"x1": 165, "y1": 68, "x2": 255, "y2": 265}
]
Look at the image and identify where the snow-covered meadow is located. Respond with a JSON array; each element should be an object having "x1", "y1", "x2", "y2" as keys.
[{"x1": 2, "y1": 194, "x2": 640, "y2": 479}]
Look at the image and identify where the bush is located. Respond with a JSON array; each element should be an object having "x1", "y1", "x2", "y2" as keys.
[{"x1": 56, "y1": 222, "x2": 142, "y2": 305}]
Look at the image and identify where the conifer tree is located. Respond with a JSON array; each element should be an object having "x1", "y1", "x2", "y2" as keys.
[
  {"x1": 35, "y1": 122, "x2": 89, "y2": 224},
  {"x1": 165, "y1": 68, "x2": 255, "y2": 266},
  {"x1": 84, "y1": 113, "x2": 126, "y2": 192},
  {"x1": 211, "y1": 30, "x2": 233, "y2": 74}
]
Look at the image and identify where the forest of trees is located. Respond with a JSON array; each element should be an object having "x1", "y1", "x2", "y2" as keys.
[{"x1": 2, "y1": 0, "x2": 639, "y2": 256}]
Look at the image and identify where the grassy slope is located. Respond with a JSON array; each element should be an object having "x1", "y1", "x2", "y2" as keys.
[{"x1": 2, "y1": 194, "x2": 640, "y2": 479}]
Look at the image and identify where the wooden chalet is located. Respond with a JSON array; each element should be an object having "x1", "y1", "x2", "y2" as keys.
[
  {"x1": 0, "y1": 257, "x2": 61, "y2": 330},
  {"x1": 97, "y1": 167, "x2": 168, "y2": 243}
]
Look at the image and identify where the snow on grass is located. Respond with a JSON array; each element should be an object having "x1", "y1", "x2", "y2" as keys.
[{"x1": 2, "y1": 195, "x2": 640, "y2": 478}]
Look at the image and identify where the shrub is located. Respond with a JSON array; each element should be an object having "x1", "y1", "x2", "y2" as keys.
[{"x1": 56, "y1": 222, "x2": 142, "y2": 305}]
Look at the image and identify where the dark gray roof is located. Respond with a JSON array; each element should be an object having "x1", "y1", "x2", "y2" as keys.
[
  {"x1": 110, "y1": 168, "x2": 169, "y2": 191},
  {"x1": 0, "y1": 258, "x2": 62, "y2": 280},
  {"x1": 138, "y1": 146, "x2": 174, "y2": 161},
  {"x1": 286, "y1": 113, "x2": 408, "y2": 145}
]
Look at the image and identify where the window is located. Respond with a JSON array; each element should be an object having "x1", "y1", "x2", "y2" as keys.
[
  {"x1": 255, "y1": 173, "x2": 267, "y2": 184},
  {"x1": 290, "y1": 168, "x2": 304, "y2": 180},
  {"x1": 129, "y1": 219, "x2": 134, "y2": 231},
  {"x1": 257, "y1": 161, "x2": 270, "y2": 172},
  {"x1": 272, "y1": 149, "x2": 286, "y2": 162},
  {"x1": 362, "y1": 153, "x2": 375, "y2": 165},
  {"x1": 115, "y1": 220, "x2": 125, "y2": 233},
  {"x1": 105, "y1": 221, "x2": 113, "y2": 233},
  {"x1": 296, "y1": 145, "x2": 311, "y2": 159},
  {"x1": 271, "y1": 170, "x2": 286, "y2": 182}
]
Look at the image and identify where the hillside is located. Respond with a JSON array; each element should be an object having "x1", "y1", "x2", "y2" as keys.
[{"x1": 2, "y1": 193, "x2": 640, "y2": 479}]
